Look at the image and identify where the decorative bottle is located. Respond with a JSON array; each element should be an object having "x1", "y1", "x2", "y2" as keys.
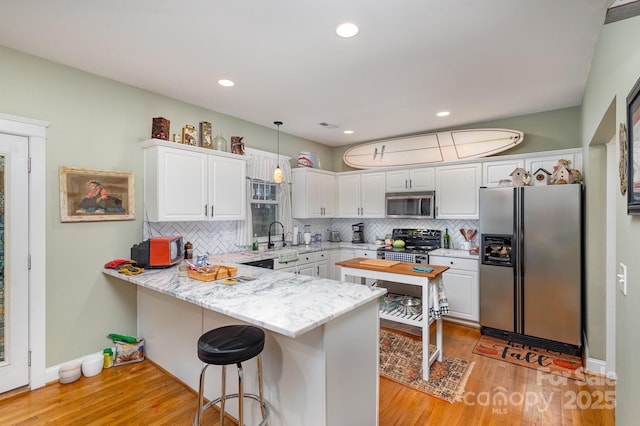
[
  {"x1": 252, "y1": 234, "x2": 259, "y2": 251},
  {"x1": 444, "y1": 228, "x2": 451, "y2": 249},
  {"x1": 213, "y1": 130, "x2": 228, "y2": 152},
  {"x1": 184, "y1": 241, "x2": 193, "y2": 259}
]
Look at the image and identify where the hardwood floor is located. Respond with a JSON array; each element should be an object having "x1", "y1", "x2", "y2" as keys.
[
  {"x1": 379, "y1": 321, "x2": 615, "y2": 426},
  {"x1": 0, "y1": 322, "x2": 615, "y2": 425}
]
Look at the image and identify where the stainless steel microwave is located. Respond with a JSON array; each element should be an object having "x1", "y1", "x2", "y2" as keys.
[{"x1": 385, "y1": 191, "x2": 435, "y2": 219}]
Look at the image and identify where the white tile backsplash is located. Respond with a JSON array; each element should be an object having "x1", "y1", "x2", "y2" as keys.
[
  {"x1": 144, "y1": 217, "x2": 479, "y2": 257},
  {"x1": 144, "y1": 221, "x2": 242, "y2": 256}
]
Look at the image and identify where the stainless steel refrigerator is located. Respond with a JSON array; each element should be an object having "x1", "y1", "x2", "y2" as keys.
[{"x1": 479, "y1": 184, "x2": 582, "y2": 353}]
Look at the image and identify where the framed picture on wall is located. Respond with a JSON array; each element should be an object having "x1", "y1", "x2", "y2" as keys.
[
  {"x1": 59, "y1": 166, "x2": 135, "y2": 222},
  {"x1": 627, "y1": 76, "x2": 640, "y2": 214}
]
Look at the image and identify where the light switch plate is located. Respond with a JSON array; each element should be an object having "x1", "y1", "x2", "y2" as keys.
[{"x1": 617, "y1": 263, "x2": 628, "y2": 296}]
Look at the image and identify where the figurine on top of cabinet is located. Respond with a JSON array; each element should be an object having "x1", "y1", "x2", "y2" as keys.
[
  {"x1": 551, "y1": 159, "x2": 582, "y2": 184},
  {"x1": 510, "y1": 167, "x2": 531, "y2": 187},
  {"x1": 532, "y1": 168, "x2": 552, "y2": 186}
]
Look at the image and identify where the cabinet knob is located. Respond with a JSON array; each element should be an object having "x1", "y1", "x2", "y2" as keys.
[{"x1": 450, "y1": 261, "x2": 454, "y2": 265}]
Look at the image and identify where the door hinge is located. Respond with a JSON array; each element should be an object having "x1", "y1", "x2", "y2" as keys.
[
  {"x1": 28, "y1": 255, "x2": 31, "y2": 270},
  {"x1": 28, "y1": 157, "x2": 32, "y2": 173},
  {"x1": 28, "y1": 351, "x2": 31, "y2": 367}
]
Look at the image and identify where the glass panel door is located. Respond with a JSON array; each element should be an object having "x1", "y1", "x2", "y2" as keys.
[{"x1": 0, "y1": 134, "x2": 29, "y2": 393}]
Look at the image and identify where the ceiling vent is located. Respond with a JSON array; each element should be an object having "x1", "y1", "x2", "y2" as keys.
[{"x1": 318, "y1": 122, "x2": 339, "y2": 129}]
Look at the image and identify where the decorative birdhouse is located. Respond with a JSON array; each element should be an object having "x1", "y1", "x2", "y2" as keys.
[
  {"x1": 552, "y1": 164, "x2": 573, "y2": 184},
  {"x1": 509, "y1": 167, "x2": 531, "y2": 187},
  {"x1": 532, "y1": 168, "x2": 552, "y2": 186}
]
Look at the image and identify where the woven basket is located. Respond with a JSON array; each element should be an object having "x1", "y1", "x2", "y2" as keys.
[{"x1": 188, "y1": 265, "x2": 238, "y2": 282}]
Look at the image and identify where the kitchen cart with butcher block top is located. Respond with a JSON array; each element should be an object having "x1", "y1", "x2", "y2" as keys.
[{"x1": 335, "y1": 258, "x2": 449, "y2": 381}]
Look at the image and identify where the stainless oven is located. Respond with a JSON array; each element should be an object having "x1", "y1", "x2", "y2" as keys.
[
  {"x1": 385, "y1": 191, "x2": 435, "y2": 219},
  {"x1": 377, "y1": 250, "x2": 429, "y2": 264}
]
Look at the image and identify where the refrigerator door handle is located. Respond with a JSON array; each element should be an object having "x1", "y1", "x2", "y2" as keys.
[{"x1": 514, "y1": 187, "x2": 524, "y2": 334}]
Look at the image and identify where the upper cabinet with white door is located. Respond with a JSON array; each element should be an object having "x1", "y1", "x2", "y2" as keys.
[
  {"x1": 142, "y1": 139, "x2": 246, "y2": 222},
  {"x1": 482, "y1": 159, "x2": 525, "y2": 187},
  {"x1": 435, "y1": 163, "x2": 481, "y2": 219},
  {"x1": 337, "y1": 171, "x2": 386, "y2": 218},
  {"x1": 386, "y1": 168, "x2": 435, "y2": 192},
  {"x1": 482, "y1": 148, "x2": 582, "y2": 187},
  {"x1": 292, "y1": 168, "x2": 335, "y2": 218},
  {"x1": 524, "y1": 149, "x2": 582, "y2": 176}
]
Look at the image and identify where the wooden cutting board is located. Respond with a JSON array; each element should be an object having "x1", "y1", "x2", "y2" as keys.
[{"x1": 359, "y1": 259, "x2": 401, "y2": 267}]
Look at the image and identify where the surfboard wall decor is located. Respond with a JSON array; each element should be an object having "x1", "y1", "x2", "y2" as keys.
[{"x1": 342, "y1": 128, "x2": 524, "y2": 169}]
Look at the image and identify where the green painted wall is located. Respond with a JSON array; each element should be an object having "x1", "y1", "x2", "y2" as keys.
[
  {"x1": 581, "y1": 15, "x2": 640, "y2": 424},
  {"x1": 0, "y1": 45, "x2": 329, "y2": 366},
  {"x1": 331, "y1": 106, "x2": 581, "y2": 172}
]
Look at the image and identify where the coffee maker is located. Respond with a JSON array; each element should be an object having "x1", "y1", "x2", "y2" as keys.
[{"x1": 352, "y1": 222, "x2": 364, "y2": 243}]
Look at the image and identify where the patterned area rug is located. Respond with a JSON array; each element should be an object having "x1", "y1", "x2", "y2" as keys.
[
  {"x1": 379, "y1": 328, "x2": 474, "y2": 403},
  {"x1": 473, "y1": 334, "x2": 585, "y2": 381}
]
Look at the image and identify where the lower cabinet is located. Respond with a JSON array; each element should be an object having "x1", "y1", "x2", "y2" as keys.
[
  {"x1": 428, "y1": 255, "x2": 479, "y2": 325},
  {"x1": 276, "y1": 251, "x2": 328, "y2": 277},
  {"x1": 354, "y1": 249, "x2": 378, "y2": 285},
  {"x1": 330, "y1": 248, "x2": 377, "y2": 284},
  {"x1": 298, "y1": 251, "x2": 329, "y2": 278},
  {"x1": 331, "y1": 249, "x2": 356, "y2": 281}
]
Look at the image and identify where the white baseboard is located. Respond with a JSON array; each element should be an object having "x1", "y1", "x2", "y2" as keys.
[{"x1": 585, "y1": 356, "x2": 608, "y2": 376}]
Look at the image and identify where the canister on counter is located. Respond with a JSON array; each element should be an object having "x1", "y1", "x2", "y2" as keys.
[{"x1": 184, "y1": 241, "x2": 193, "y2": 259}]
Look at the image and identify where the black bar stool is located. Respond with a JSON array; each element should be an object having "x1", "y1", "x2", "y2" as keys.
[{"x1": 194, "y1": 325, "x2": 269, "y2": 426}]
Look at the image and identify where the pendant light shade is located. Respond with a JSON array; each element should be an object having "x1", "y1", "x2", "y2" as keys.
[{"x1": 273, "y1": 121, "x2": 283, "y2": 183}]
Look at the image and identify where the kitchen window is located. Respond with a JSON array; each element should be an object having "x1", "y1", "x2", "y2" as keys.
[{"x1": 250, "y1": 180, "x2": 278, "y2": 239}]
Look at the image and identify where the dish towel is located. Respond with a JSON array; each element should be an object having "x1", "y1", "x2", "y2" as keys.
[
  {"x1": 429, "y1": 280, "x2": 449, "y2": 320},
  {"x1": 412, "y1": 265, "x2": 434, "y2": 273}
]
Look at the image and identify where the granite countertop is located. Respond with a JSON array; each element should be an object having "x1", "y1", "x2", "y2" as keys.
[
  {"x1": 207, "y1": 242, "x2": 382, "y2": 264},
  {"x1": 429, "y1": 248, "x2": 480, "y2": 260},
  {"x1": 103, "y1": 263, "x2": 386, "y2": 339}
]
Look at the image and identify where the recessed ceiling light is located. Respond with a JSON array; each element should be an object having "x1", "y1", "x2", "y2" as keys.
[
  {"x1": 436, "y1": 111, "x2": 450, "y2": 117},
  {"x1": 218, "y1": 79, "x2": 235, "y2": 87},
  {"x1": 344, "y1": 130, "x2": 354, "y2": 134},
  {"x1": 336, "y1": 22, "x2": 359, "y2": 38}
]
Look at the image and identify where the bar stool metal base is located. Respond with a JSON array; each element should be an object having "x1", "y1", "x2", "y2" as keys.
[{"x1": 193, "y1": 393, "x2": 269, "y2": 426}]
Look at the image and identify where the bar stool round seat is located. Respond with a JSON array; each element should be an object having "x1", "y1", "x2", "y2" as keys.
[{"x1": 194, "y1": 325, "x2": 269, "y2": 426}]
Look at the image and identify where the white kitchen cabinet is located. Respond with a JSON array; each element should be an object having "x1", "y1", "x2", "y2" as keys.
[
  {"x1": 280, "y1": 251, "x2": 328, "y2": 277},
  {"x1": 386, "y1": 168, "x2": 435, "y2": 192},
  {"x1": 337, "y1": 172, "x2": 385, "y2": 218},
  {"x1": 207, "y1": 155, "x2": 247, "y2": 220},
  {"x1": 331, "y1": 248, "x2": 376, "y2": 284},
  {"x1": 354, "y1": 249, "x2": 378, "y2": 285},
  {"x1": 292, "y1": 168, "x2": 335, "y2": 218},
  {"x1": 301, "y1": 251, "x2": 329, "y2": 278},
  {"x1": 482, "y1": 159, "x2": 525, "y2": 187},
  {"x1": 142, "y1": 140, "x2": 246, "y2": 222},
  {"x1": 315, "y1": 251, "x2": 329, "y2": 278},
  {"x1": 435, "y1": 163, "x2": 481, "y2": 219},
  {"x1": 525, "y1": 151, "x2": 581, "y2": 176},
  {"x1": 428, "y1": 254, "x2": 479, "y2": 325},
  {"x1": 331, "y1": 249, "x2": 356, "y2": 282}
]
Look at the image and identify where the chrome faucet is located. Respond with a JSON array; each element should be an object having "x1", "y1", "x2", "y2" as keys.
[{"x1": 267, "y1": 221, "x2": 286, "y2": 250}]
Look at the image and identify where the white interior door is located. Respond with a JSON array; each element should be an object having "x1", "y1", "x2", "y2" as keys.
[{"x1": 0, "y1": 133, "x2": 29, "y2": 393}]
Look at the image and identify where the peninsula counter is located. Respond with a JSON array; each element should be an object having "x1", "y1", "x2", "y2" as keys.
[{"x1": 103, "y1": 264, "x2": 386, "y2": 426}]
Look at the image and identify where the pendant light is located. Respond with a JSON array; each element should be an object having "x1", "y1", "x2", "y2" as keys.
[{"x1": 273, "y1": 121, "x2": 283, "y2": 183}]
